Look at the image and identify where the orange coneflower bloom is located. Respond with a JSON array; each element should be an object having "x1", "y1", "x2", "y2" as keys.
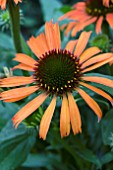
[
  {"x1": 0, "y1": 0, "x2": 22, "y2": 10},
  {"x1": 0, "y1": 21, "x2": 113, "y2": 140},
  {"x1": 103, "y1": 0, "x2": 113, "y2": 7},
  {"x1": 59, "y1": 0, "x2": 113, "y2": 37}
]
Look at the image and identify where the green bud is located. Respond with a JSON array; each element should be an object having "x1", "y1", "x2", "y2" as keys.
[
  {"x1": 0, "y1": 9, "x2": 24, "y2": 31},
  {"x1": 90, "y1": 34, "x2": 110, "y2": 52}
]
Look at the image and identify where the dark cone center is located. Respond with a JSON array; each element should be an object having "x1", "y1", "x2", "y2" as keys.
[
  {"x1": 34, "y1": 49, "x2": 82, "y2": 96},
  {"x1": 86, "y1": 0, "x2": 113, "y2": 16}
]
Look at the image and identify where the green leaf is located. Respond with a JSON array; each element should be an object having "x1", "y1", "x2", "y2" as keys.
[
  {"x1": 101, "y1": 152, "x2": 113, "y2": 165},
  {"x1": 22, "y1": 153, "x2": 68, "y2": 170},
  {"x1": 101, "y1": 108, "x2": 113, "y2": 145},
  {"x1": 20, "y1": 34, "x2": 32, "y2": 55},
  {"x1": 0, "y1": 33, "x2": 14, "y2": 51},
  {"x1": 49, "y1": 131, "x2": 102, "y2": 169},
  {"x1": 0, "y1": 102, "x2": 19, "y2": 131},
  {"x1": 0, "y1": 121, "x2": 37, "y2": 170},
  {"x1": 94, "y1": 98, "x2": 110, "y2": 110},
  {"x1": 58, "y1": 5, "x2": 72, "y2": 13},
  {"x1": 39, "y1": 0, "x2": 62, "y2": 21}
]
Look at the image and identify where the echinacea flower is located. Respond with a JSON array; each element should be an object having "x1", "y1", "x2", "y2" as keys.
[
  {"x1": 59, "y1": 0, "x2": 113, "y2": 37},
  {"x1": 1, "y1": 21, "x2": 113, "y2": 140},
  {"x1": 103, "y1": 0, "x2": 113, "y2": 7},
  {"x1": 0, "y1": 0, "x2": 22, "y2": 10}
]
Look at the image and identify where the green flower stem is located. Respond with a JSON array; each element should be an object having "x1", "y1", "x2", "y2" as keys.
[
  {"x1": 102, "y1": 21, "x2": 110, "y2": 37},
  {"x1": 102, "y1": 21, "x2": 113, "y2": 76},
  {"x1": 109, "y1": 64, "x2": 113, "y2": 76},
  {"x1": 8, "y1": 1, "x2": 22, "y2": 53}
]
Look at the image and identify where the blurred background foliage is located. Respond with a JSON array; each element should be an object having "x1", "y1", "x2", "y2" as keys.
[{"x1": 0, "y1": 0, "x2": 113, "y2": 170}]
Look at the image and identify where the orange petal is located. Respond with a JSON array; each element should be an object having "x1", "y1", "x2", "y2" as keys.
[
  {"x1": 14, "y1": 0, "x2": 22, "y2": 4},
  {"x1": 65, "y1": 40, "x2": 77, "y2": 52},
  {"x1": 0, "y1": 76, "x2": 33, "y2": 87},
  {"x1": 74, "y1": 31, "x2": 92, "y2": 57},
  {"x1": 35, "y1": 33, "x2": 49, "y2": 54},
  {"x1": 103, "y1": 0, "x2": 109, "y2": 7},
  {"x1": 82, "y1": 76, "x2": 113, "y2": 88},
  {"x1": 39, "y1": 96, "x2": 57, "y2": 140},
  {"x1": 80, "y1": 47, "x2": 101, "y2": 64},
  {"x1": 0, "y1": 86, "x2": 38, "y2": 100},
  {"x1": 53, "y1": 23, "x2": 61, "y2": 50},
  {"x1": 79, "y1": 17, "x2": 97, "y2": 28},
  {"x1": 95, "y1": 16, "x2": 103, "y2": 34},
  {"x1": 68, "y1": 92, "x2": 82, "y2": 134},
  {"x1": 72, "y1": 17, "x2": 96, "y2": 37},
  {"x1": 77, "y1": 88, "x2": 102, "y2": 121},
  {"x1": 65, "y1": 22, "x2": 76, "y2": 36},
  {"x1": 60, "y1": 94, "x2": 70, "y2": 138},
  {"x1": 45, "y1": 22, "x2": 57, "y2": 50},
  {"x1": 0, "y1": 0, "x2": 6, "y2": 9},
  {"x1": 81, "y1": 53, "x2": 112, "y2": 68},
  {"x1": 27, "y1": 36, "x2": 43, "y2": 58},
  {"x1": 73, "y1": 2, "x2": 86, "y2": 9},
  {"x1": 13, "y1": 63, "x2": 33, "y2": 71},
  {"x1": 4, "y1": 95, "x2": 31, "y2": 103},
  {"x1": 106, "y1": 13, "x2": 113, "y2": 29},
  {"x1": 13, "y1": 53, "x2": 36, "y2": 68},
  {"x1": 12, "y1": 93, "x2": 48, "y2": 128},
  {"x1": 80, "y1": 82, "x2": 113, "y2": 105},
  {"x1": 82, "y1": 57, "x2": 113, "y2": 73},
  {"x1": 58, "y1": 10, "x2": 77, "y2": 21}
]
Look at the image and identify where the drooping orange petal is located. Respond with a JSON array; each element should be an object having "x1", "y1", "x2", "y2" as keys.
[
  {"x1": 13, "y1": 53, "x2": 36, "y2": 68},
  {"x1": 81, "y1": 53, "x2": 113, "y2": 68},
  {"x1": 80, "y1": 82, "x2": 113, "y2": 105},
  {"x1": 60, "y1": 94, "x2": 70, "y2": 138},
  {"x1": 27, "y1": 36, "x2": 43, "y2": 58},
  {"x1": 77, "y1": 88, "x2": 102, "y2": 121},
  {"x1": 39, "y1": 96, "x2": 57, "y2": 140},
  {"x1": 106, "y1": 13, "x2": 113, "y2": 29},
  {"x1": 74, "y1": 31, "x2": 92, "y2": 57},
  {"x1": 4, "y1": 95, "x2": 30, "y2": 103},
  {"x1": 65, "y1": 22, "x2": 76, "y2": 36},
  {"x1": 82, "y1": 57, "x2": 113, "y2": 73},
  {"x1": 0, "y1": 86, "x2": 38, "y2": 100},
  {"x1": 80, "y1": 47, "x2": 101, "y2": 64},
  {"x1": 12, "y1": 92, "x2": 48, "y2": 128},
  {"x1": 95, "y1": 16, "x2": 103, "y2": 34},
  {"x1": 58, "y1": 10, "x2": 77, "y2": 21},
  {"x1": 82, "y1": 76, "x2": 113, "y2": 88},
  {"x1": 0, "y1": 76, "x2": 33, "y2": 87},
  {"x1": 72, "y1": 17, "x2": 96, "y2": 37},
  {"x1": 68, "y1": 92, "x2": 82, "y2": 135},
  {"x1": 65, "y1": 40, "x2": 77, "y2": 52},
  {"x1": 12, "y1": 64, "x2": 33, "y2": 71}
]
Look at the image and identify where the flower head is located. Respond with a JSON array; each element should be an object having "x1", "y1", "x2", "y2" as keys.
[
  {"x1": 0, "y1": 0, "x2": 22, "y2": 10},
  {"x1": 59, "y1": 0, "x2": 113, "y2": 36},
  {"x1": 0, "y1": 21, "x2": 113, "y2": 140},
  {"x1": 103, "y1": 0, "x2": 113, "y2": 7}
]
